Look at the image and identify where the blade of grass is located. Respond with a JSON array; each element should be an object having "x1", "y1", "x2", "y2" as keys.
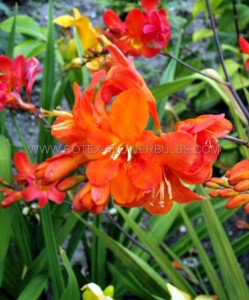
[
  {"x1": 73, "y1": 212, "x2": 170, "y2": 299},
  {"x1": 198, "y1": 186, "x2": 249, "y2": 300},
  {"x1": 40, "y1": 206, "x2": 65, "y2": 300},
  {"x1": 37, "y1": 0, "x2": 55, "y2": 162},
  {"x1": 180, "y1": 207, "x2": 228, "y2": 300},
  {"x1": 60, "y1": 248, "x2": 80, "y2": 300},
  {"x1": 74, "y1": 29, "x2": 89, "y2": 89},
  {"x1": 17, "y1": 274, "x2": 48, "y2": 300},
  {"x1": 0, "y1": 135, "x2": 14, "y2": 285},
  {"x1": 117, "y1": 207, "x2": 196, "y2": 296},
  {"x1": 91, "y1": 215, "x2": 106, "y2": 287},
  {"x1": 6, "y1": 3, "x2": 17, "y2": 58}
]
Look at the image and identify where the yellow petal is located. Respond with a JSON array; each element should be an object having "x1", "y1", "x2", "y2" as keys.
[
  {"x1": 53, "y1": 15, "x2": 75, "y2": 27},
  {"x1": 73, "y1": 7, "x2": 81, "y2": 19},
  {"x1": 167, "y1": 283, "x2": 192, "y2": 300}
]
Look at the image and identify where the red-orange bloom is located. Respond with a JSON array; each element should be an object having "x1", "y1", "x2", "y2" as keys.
[
  {"x1": 84, "y1": 89, "x2": 162, "y2": 212},
  {"x1": 0, "y1": 55, "x2": 42, "y2": 112},
  {"x1": 0, "y1": 151, "x2": 65, "y2": 208},
  {"x1": 102, "y1": 44, "x2": 162, "y2": 133},
  {"x1": 141, "y1": 132, "x2": 205, "y2": 215},
  {"x1": 176, "y1": 114, "x2": 232, "y2": 184},
  {"x1": 103, "y1": 1, "x2": 170, "y2": 58},
  {"x1": 239, "y1": 36, "x2": 249, "y2": 70}
]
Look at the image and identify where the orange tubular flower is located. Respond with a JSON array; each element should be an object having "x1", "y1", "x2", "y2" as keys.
[
  {"x1": 0, "y1": 151, "x2": 65, "y2": 208},
  {"x1": 103, "y1": 0, "x2": 170, "y2": 58},
  {"x1": 84, "y1": 89, "x2": 162, "y2": 211},
  {"x1": 206, "y1": 159, "x2": 249, "y2": 214},
  {"x1": 102, "y1": 44, "x2": 162, "y2": 133},
  {"x1": 141, "y1": 131, "x2": 205, "y2": 215},
  {"x1": 0, "y1": 55, "x2": 41, "y2": 112},
  {"x1": 239, "y1": 36, "x2": 249, "y2": 70},
  {"x1": 176, "y1": 114, "x2": 232, "y2": 184}
]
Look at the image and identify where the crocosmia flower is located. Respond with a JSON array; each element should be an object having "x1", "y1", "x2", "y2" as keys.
[
  {"x1": 103, "y1": 0, "x2": 170, "y2": 58},
  {"x1": 238, "y1": 36, "x2": 249, "y2": 70},
  {"x1": 0, "y1": 55, "x2": 41, "y2": 113},
  {"x1": 176, "y1": 114, "x2": 232, "y2": 184},
  {"x1": 0, "y1": 151, "x2": 65, "y2": 208},
  {"x1": 206, "y1": 159, "x2": 249, "y2": 214}
]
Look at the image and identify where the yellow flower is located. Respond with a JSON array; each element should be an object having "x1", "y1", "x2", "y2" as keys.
[
  {"x1": 54, "y1": 8, "x2": 109, "y2": 55},
  {"x1": 81, "y1": 283, "x2": 114, "y2": 300}
]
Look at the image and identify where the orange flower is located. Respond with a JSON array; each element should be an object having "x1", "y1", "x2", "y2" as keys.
[
  {"x1": 206, "y1": 159, "x2": 249, "y2": 214},
  {"x1": 103, "y1": 44, "x2": 162, "y2": 133},
  {"x1": 239, "y1": 36, "x2": 249, "y2": 70},
  {"x1": 0, "y1": 55, "x2": 41, "y2": 112},
  {"x1": 176, "y1": 114, "x2": 232, "y2": 184},
  {"x1": 141, "y1": 132, "x2": 205, "y2": 215},
  {"x1": 84, "y1": 89, "x2": 162, "y2": 210}
]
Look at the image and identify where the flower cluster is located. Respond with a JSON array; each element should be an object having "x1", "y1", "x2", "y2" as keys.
[
  {"x1": 103, "y1": 0, "x2": 170, "y2": 58},
  {"x1": 206, "y1": 159, "x2": 249, "y2": 214},
  {"x1": 31, "y1": 45, "x2": 231, "y2": 215},
  {"x1": 0, "y1": 55, "x2": 41, "y2": 113},
  {"x1": 0, "y1": 3, "x2": 234, "y2": 215},
  {"x1": 53, "y1": 8, "x2": 110, "y2": 73}
]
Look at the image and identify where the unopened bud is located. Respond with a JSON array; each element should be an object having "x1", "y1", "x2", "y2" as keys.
[
  {"x1": 57, "y1": 175, "x2": 86, "y2": 192},
  {"x1": 219, "y1": 188, "x2": 239, "y2": 198},
  {"x1": 235, "y1": 220, "x2": 249, "y2": 229},
  {"x1": 226, "y1": 194, "x2": 249, "y2": 209},
  {"x1": 234, "y1": 179, "x2": 249, "y2": 192},
  {"x1": 209, "y1": 177, "x2": 229, "y2": 187},
  {"x1": 208, "y1": 189, "x2": 220, "y2": 197},
  {"x1": 205, "y1": 181, "x2": 220, "y2": 189}
]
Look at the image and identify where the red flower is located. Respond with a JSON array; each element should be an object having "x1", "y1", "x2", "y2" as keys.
[
  {"x1": 103, "y1": 1, "x2": 170, "y2": 58},
  {"x1": 239, "y1": 36, "x2": 249, "y2": 70},
  {"x1": 0, "y1": 151, "x2": 65, "y2": 208},
  {"x1": 0, "y1": 55, "x2": 42, "y2": 112}
]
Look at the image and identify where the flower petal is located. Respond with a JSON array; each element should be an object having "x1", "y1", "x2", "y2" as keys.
[
  {"x1": 239, "y1": 36, "x2": 249, "y2": 54},
  {"x1": 87, "y1": 158, "x2": 120, "y2": 186},
  {"x1": 142, "y1": 0, "x2": 159, "y2": 12},
  {"x1": 103, "y1": 10, "x2": 126, "y2": 34},
  {"x1": 168, "y1": 170, "x2": 205, "y2": 203},
  {"x1": 111, "y1": 163, "x2": 139, "y2": 205},
  {"x1": 109, "y1": 89, "x2": 149, "y2": 143},
  {"x1": 53, "y1": 15, "x2": 75, "y2": 27}
]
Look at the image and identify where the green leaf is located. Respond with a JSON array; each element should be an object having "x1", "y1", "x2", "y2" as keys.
[
  {"x1": 73, "y1": 212, "x2": 170, "y2": 299},
  {"x1": 117, "y1": 207, "x2": 196, "y2": 296},
  {"x1": 0, "y1": 135, "x2": 14, "y2": 285},
  {"x1": 37, "y1": 0, "x2": 55, "y2": 162},
  {"x1": 17, "y1": 274, "x2": 48, "y2": 300},
  {"x1": 192, "y1": 28, "x2": 213, "y2": 42},
  {"x1": 14, "y1": 40, "x2": 46, "y2": 58},
  {"x1": 198, "y1": 186, "x2": 249, "y2": 300},
  {"x1": 6, "y1": 4, "x2": 17, "y2": 58},
  {"x1": 41, "y1": 206, "x2": 65, "y2": 300},
  {"x1": 0, "y1": 15, "x2": 46, "y2": 41},
  {"x1": 180, "y1": 208, "x2": 227, "y2": 300},
  {"x1": 60, "y1": 248, "x2": 80, "y2": 300}
]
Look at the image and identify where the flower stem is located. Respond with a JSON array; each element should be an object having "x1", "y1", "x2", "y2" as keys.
[
  {"x1": 161, "y1": 52, "x2": 229, "y2": 86},
  {"x1": 221, "y1": 135, "x2": 249, "y2": 148},
  {"x1": 204, "y1": 0, "x2": 249, "y2": 120}
]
